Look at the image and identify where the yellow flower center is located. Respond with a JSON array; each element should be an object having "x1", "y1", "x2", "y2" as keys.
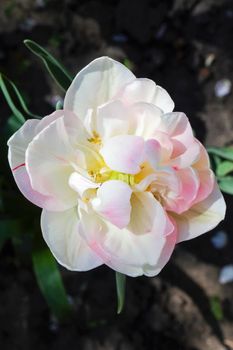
[
  {"x1": 109, "y1": 171, "x2": 135, "y2": 185},
  {"x1": 88, "y1": 168, "x2": 135, "y2": 186},
  {"x1": 87, "y1": 131, "x2": 102, "y2": 145}
]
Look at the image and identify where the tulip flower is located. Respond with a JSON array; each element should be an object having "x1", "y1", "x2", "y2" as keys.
[{"x1": 8, "y1": 57, "x2": 226, "y2": 276}]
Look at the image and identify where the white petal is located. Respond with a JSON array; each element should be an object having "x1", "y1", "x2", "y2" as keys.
[
  {"x1": 158, "y1": 112, "x2": 193, "y2": 141},
  {"x1": 92, "y1": 180, "x2": 132, "y2": 229},
  {"x1": 174, "y1": 183, "x2": 226, "y2": 242},
  {"x1": 143, "y1": 219, "x2": 177, "y2": 276},
  {"x1": 41, "y1": 208, "x2": 102, "y2": 271},
  {"x1": 127, "y1": 102, "x2": 163, "y2": 139},
  {"x1": 64, "y1": 56, "x2": 135, "y2": 119},
  {"x1": 100, "y1": 135, "x2": 145, "y2": 174},
  {"x1": 69, "y1": 172, "x2": 99, "y2": 198},
  {"x1": 8, "y1": 119, "x2": 39, "y2": 169},
  {"x1": 26, "y1": 116, "x2": 80, "y2": 211},
  {"x1": 96, "y1": 100, "x2": 129, "y2": 139},
  {"x1": 153, "y1": 85, "x2": 175, "y2": 113},
  {"x1": 117, "y1": 78, "x2": 174, "y2": 113},
  {"x1": 35, "y1": 110, "x2": 65, "y2": 134}
]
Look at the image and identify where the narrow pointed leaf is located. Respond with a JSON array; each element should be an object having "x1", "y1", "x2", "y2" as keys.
[
  {"x1": 218, "y1": 176, "x2": 233, "y2": 195},
  {"x1": 207, "y1": 147, "x2": 233, "y2": 162},
  {"x1": 32, "y1": 234, "x2": 72, "y2": 320},
  {"x1": 0, "y1": 74, "x2": 39, "y2": 120},
  {"x1": 115, "y1": 272, "x2": 126, "y2": 314},
  {"x1": 24, "y1": 39, "x2": 73, "y2": 91},
  {"x1": 0, "y1": 74, "x2": 25, "y2": 123}
]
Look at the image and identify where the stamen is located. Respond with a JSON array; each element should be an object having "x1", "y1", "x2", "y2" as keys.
[{"x1": 88, "y1": 131, "x2": 102, "y2": 145}]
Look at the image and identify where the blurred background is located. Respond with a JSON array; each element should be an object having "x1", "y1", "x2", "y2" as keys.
[{"x1": 0, "y1": 0, "x2": 233, "y2": 349}]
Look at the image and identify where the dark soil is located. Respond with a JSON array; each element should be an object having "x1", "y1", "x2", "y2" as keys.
[{"x1": 0, "y1": 1, "x2": 233, "y2": 349}]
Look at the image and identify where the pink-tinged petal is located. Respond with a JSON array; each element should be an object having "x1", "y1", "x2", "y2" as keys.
[
  {"x1": 64, "y1": 56, "x2": 135, "y2": 120},
  {"x1": 173, "y1": 183, "x2": 226, "y2": 243},
  {"x1": 153, "y1": 131, "x2": 173, "y2": 162},
  {"x1": 143, "y1": 216, "x2": 177, "y2": 276},
  {"x1": 117, "y1": 78, "x2": 174, "y2": 113},
  {"x1": 10, "y1": 165, "x2": 64, "y2": 210},
  {"x1": 194, "y1": 169, "x2": 215, "y2": 204},
  {"x1": 69, "y1": 172, "x2": 99, "y2": 198},
  {"x1": 41, "y1": 208, "x2": 102, "y2": 271},
  {"x1": 170, "y1": 139, "x2": 200, "y2": 168},
  {"x1": 8, "y1": 119, "x2": 39, "y2": 169},
  {"x1": 193, "y1": 141, "x2": 210, "y2": 170},
  {"x1": 8, "y1": 110, "x2": 65, "y2": 170},
  {"x1": 78, "y1": 210, "x2": 144, "y2": 276},
  {"x1": 167, "y1": 167, "x2": 199, "y2": 214},
  {"x1": 158, "y1": 112, "x2": 193, "y2": 144},
  {"x1": 192, "y1": 142, "x2": 214, "y2": 204},
  {"x1": 127, "y1": 102, "x2": 162, "y2": 139},
  {"x1": 149, "y1": 167, "x2": 181, "y2": 204},
  {"x1": 7, "y1": 111, "x2": 67, "y2": 209},
  {"x1": 79, "y1": 192, "x2": 170, "y2": 276},
  {"x1": 26, "y1": 116, "x2": 81, "y2": 211},
  {"x1": 96, "y1": 100, "x2": 129, "y2": 139},
  {"x1": 158, "y1": 112, "x2": 200, "y2": 168},
  {"x1": 100, "y1": 135, "x2": 145, "y2": 174},
  {"x1": 145, "y1": 139, "x2": 161, "y2": 169},
  {"x1": 92, "y1": 180, "x2": 132, "y2": 229},
  {"x1": 158, "y1": 112, "x2": 201, "y2": 167}
]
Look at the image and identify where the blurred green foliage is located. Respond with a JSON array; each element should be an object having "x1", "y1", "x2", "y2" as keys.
[
  {"x1": 208, "y1": 147, "x2": 233, "y2": 195},
  {"x1": 209, "y1": 296, "x2": 224, "y2": 321}
]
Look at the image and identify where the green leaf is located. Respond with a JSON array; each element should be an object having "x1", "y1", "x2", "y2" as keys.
[
  {"x1": 0, "y1": 74, "x2": 25, "y2": 123},
  {"x1": 115, "y1": 272, "x2": 126, "y2": 314},
  {"x1": 0, "y1": 73, "x2": 39, "y2": 120},
  {"x1": 218, "y1": 176, "x2": 233, "y2": 195},
  {"x1": 0, "y1": 219, "x2": 21, "y2": 251},
  {"x1": 213, "y1": 155, "x2": 221, "y2": 167},
  {"x1": 32, "y1": 234, "x2": 72, "y2": 320},
  {"x1": 210, "y1": 296, "x2": 223, "y2": 321},
  {"x1": 207, "y1": 147, "x2": 233, "y2": 162},
  {"x1": 209, "y1": 154, "x2": 220, "y2": 173},
  {"x1": 217, "y1": 161, "x2": 233, "y2": 177},
  {"x1": 24, "y1": 39, "x2": 73, "y2": 91}
]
